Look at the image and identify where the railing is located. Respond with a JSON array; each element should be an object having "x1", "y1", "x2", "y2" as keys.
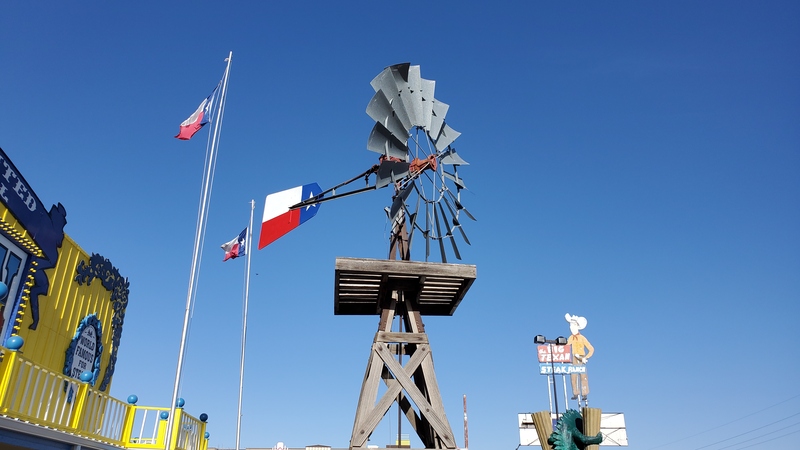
[
  {"x1": 0, "y1": 346, "x2": 208, "y2": 450},
  {"x1": 176, "y1": 412, "x2": 204, "y2": 450},
  {"x1": 81, "y1": 387, "x2": 129, "y2": 444},
  {"x1": 129, "y1": 406, "x2": 170, "y2": 446}
]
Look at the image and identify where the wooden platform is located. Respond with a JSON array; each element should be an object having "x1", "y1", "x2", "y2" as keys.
[{"x1": 334, "y1": 257, "x2": 476, "y2": 316}]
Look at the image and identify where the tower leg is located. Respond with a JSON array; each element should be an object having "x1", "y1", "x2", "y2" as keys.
[{"x1": 349, "y1": 326, "x2": 456, "y2": 448}]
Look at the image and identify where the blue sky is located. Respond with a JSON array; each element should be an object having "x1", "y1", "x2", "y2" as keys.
[{"x1": 2, "y1": 1, "x2": 799, "y2": 449}]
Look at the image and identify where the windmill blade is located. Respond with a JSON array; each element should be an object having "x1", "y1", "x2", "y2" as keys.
[
  {"x1": 405, "y1": 194, "x2": 421, "y2": 252},
  {"x1": 455, "y1": 219, "x2": 471, "y2": 246},
  {"x1": 420, "y1": 78, "x2": 436, "y2": 132},
  {"x1": 404, "y1": 65, "x2": 424, "y2": 128},
  {"x1": 442, "y1": 195, "x2": 471, "y2": 245},
  {"x1": 435, "y1": 123, "x2": 461, "y2": 151},
  {"x1": 445, "y1": 189, "x2": 476, "y2": 221},
  {"x1": 389, "y1": 182, "x2": 415, "y2": 222},
  {"x1": 367, "y1": 89, "x2": 410, "y2": 141},
  {"x1": 443, "y1": 170, "x2": 467, "y2": 190},
  {"x1": 375, "y1": 160, "x2": 410, "y2": 189},
  {"x1": 438, "y1": 202, "x2": 461, "y2": 260},
  {"x1": 371, "y1": 62, "x2": 410, "y2": 90},
  {"x1": 429, "y1": 99, "x2": 449, "y2": 141},
  {"x1": 440, "y1": 148, "x2": 469, "y2": 166},
  {"x1": 370, "y1": 63, "x2": 413, "y2": 131},
  {"x1": 424, "y1": 229, "x2": 430, "y2": 261},
  {"x1": 368, "y1": 122, "x2": 409, "y2": 160},
  {"x1": 433, "y1": 203, "x2": 447, "y2": 263},
  {"x1": 425, "y1": 201, "x2": 431, "y2": 260}
]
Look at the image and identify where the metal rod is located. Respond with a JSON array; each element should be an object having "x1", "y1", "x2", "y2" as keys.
[
  {"x1": 549, "y1": 343, "x2": 559, "y2": 418},
  {"x1": 321, "y1": 164, "x2": 379, "y2": 195},
  {"x1": 290, "y1": 185, "x2": 376, "y2": 209},
  {"x1": 235, "y1": 200, "x2": 255, "y2": 450},
  {"x1": 463, "y1": 394, "x2": 469, "y2": 450},
  {"x1": 166, "y1": 50, "x2": 232, "y2": 450}
]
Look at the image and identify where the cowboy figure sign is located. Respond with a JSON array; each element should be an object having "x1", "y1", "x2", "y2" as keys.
[{"x1": 566, "y1": 313, "x2": 594, "y2": 403}]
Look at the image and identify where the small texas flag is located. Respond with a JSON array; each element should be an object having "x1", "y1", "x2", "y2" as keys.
[
  {"x1": 258, "y1": 183, "x2": 322, "y2": 249},
  {"x1": 221, "y1": 228, "x2": 247, "y2": 261},
  {"x1": 175, "y1": 85, "x2": 219, "y2": 140}
]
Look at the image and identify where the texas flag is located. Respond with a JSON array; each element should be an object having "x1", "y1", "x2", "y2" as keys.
[
  {"x1": 258, "y1": 183, "x2": 322, "y2": 249},
  {"x1": 175, "y1": 85, "x2": 219, "y2": 140},
  {"x1": 221, "y1": 228, "x2": 247, "y2": 261}
]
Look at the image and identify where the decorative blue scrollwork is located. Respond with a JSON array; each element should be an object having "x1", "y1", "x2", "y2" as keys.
[{"x1": 75, "y1": 253, "x2": 129, "y2": 391}]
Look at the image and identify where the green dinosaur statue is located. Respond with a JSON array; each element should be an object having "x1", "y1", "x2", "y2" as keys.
[{"x1": 547, "y1": 409, "x2": 603, "y2": 450}]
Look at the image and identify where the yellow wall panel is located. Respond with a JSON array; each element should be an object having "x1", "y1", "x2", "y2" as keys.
[{"x1": 13, "y1": 234, "x2": 125, "y2": 393}]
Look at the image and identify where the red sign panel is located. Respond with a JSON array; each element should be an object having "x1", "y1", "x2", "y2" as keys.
[{"x1": 537, "y1": 344, "x2": 572, "y2": 363}]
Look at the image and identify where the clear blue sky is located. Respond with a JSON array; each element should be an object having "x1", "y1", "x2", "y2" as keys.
[{"x1": 2, "y1": 2, "x2": 799, "y2": 449}]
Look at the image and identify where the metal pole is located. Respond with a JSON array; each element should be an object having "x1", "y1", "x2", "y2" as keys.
[
  {"x1": 549, "y1": 343, "x2": 559, "y2": 418},
  {"x1": 165, "y1": 51, "x2": 232, "y2": 450},
  {"x1": 235, "y1": 200, "x2": 255, "y2": 450},
  {"x1": 463, "y1": 394, "x2": 469, "y2": 450}
]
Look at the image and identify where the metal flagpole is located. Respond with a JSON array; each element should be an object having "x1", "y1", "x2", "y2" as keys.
[
  {"x1": 463, "y1": 394, "x2": 469, "y2": 450},
  {"x1": 165, "y1": 51, "x2": 233, "y2": 450},
  {"x1": 235, "y1": 200, "x2": 255, "y2": 450}
]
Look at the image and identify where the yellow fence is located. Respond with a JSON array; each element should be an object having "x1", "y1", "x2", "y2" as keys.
[{"x1": 0, "y1": 347, "x2": 208, "y2": 450}]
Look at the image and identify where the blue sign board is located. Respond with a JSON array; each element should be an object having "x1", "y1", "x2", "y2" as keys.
[{"x1": 539, "y1": 363, "x2": 586, "y2": 375}]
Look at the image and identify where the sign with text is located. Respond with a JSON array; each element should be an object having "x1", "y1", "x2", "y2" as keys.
[
  {"x1": 70, "y1": 324, "x2": 98, "y2": 379},
  {"x1": 537, "y1": 344, "x2": 572, "y2": 363},
  {"x1": 0, "y1": 148, "x2": 66, "y2": 259},
  {"x1": 539, "y1": 363, "x2": 586, "y2": 375}
]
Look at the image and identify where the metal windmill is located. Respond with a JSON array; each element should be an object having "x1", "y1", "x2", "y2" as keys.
[{"x1": 302, "y1": 63, "x2": 478, "y2": 450}]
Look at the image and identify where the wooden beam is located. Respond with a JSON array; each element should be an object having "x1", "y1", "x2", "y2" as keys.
[
  {"x1": 375, "y1": 332, "x2": 429, "y2": 344},
  {"x1": 336, "y1": 257, "x2": 476, "y2": 279},
  {"x1": 376, "y1": 345, "x2": 456, "y2": 448}
]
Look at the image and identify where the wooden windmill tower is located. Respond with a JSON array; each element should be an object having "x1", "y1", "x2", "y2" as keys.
[
  {"x1": 331, "y1": 63, "x2": 476, "y2": 449},
  {"x1": 336, "y1": 257, "x2": 475, "y2": 449},
  {"x1": 289, "y1": 63, "x2": 475, "y2": 449}
]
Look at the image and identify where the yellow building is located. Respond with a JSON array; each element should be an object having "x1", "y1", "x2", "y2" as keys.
[
  {"x1": 0, "y1": 146, "x2": 208, "y2": 450},
  {"x1": 0, "y1": 147, "x2": 124, "y2": 391}
]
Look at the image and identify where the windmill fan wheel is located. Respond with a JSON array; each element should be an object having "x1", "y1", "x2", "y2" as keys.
[{"x1": 366, "y1": 63, "x2": 474, "y2": 263}]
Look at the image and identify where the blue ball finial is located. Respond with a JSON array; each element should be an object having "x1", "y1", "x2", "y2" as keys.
[
  {"x1": 160, "y1": 411, "x2": 169, "y2": 420},
  {"x1": 199, "y1": 413, "x2": 208, "y2": 422},
  {"x1": 176, "y1": 397, "x2": 185, "y2": 408},
  {"x1": 0, "y1": 281, "x2": 8, "y2": 301},
  {"x1": 5, "y1": 335, "x2": 23, "y2": 351},
  {"x1": 204, "y1": 431, "x2": 210, "y2": 439},
  {"x1": 127, "y1": 395, "x2": 138, "y2": 404},
  {"x1": 79, "y1": 371, "x2": 93, "y2": 382}
]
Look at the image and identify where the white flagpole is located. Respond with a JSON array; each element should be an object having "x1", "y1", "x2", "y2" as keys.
[
  {"x1": 165, "y1": 51, "x2": 233, "y2": 450},
  {"x1": 236, "y1": 200, "x2": 255, "y2": 450}
]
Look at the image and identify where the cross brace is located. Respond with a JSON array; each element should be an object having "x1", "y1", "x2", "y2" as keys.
[{"x1": 349, "y1": 294, "x2": 456, "y2": 449}]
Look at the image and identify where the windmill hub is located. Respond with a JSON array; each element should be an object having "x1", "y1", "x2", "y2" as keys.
[{"x1": 409, "y1": 154, "x2": 437, "y2": 174}]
